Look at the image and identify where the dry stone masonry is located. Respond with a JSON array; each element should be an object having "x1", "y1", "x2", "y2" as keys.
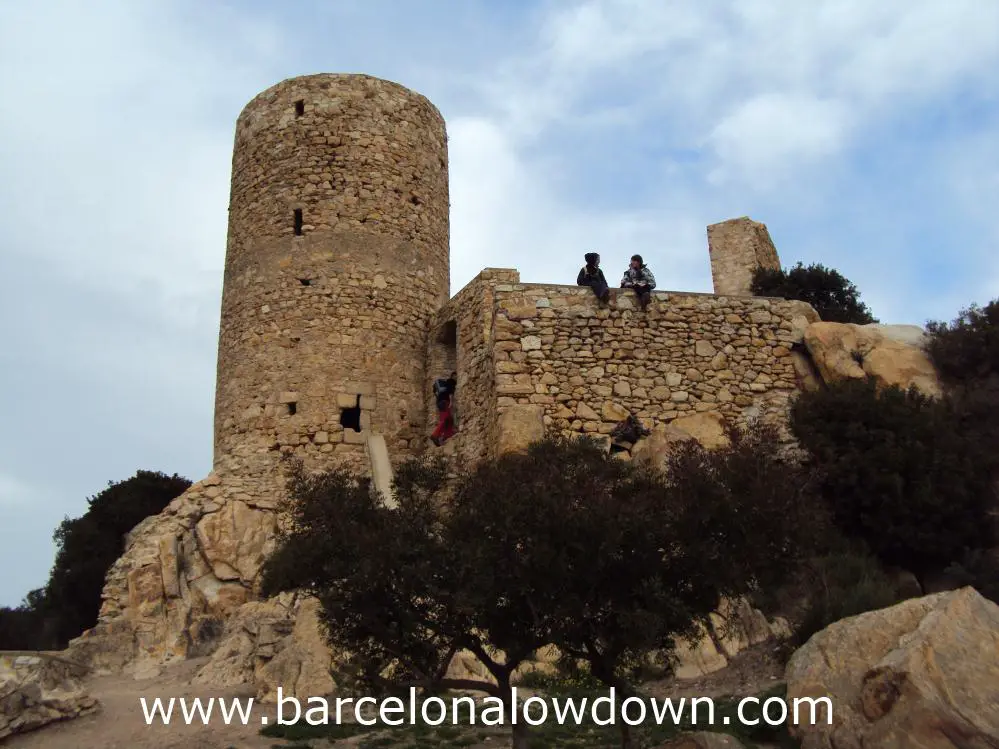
[
  {"x1": 216, "y1": 73, "x2": 449, "y2": 484},
  {"x1": 66, "y1": 72, "x2": 949, "y2": 702}
]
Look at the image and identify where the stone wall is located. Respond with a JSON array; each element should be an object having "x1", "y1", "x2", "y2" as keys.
[
  {"x1": 707, "y1": 216, "x2": 781, "y2": 296},
  {"x1": 435, "y1": 275, "x2": 811, "y2": 460},
  {"x1": 425, "y1": 269, "x2": 520, "y2": 466},
  {"x1": 215, "y1": 73, "x2": 450, "y2": 484}
]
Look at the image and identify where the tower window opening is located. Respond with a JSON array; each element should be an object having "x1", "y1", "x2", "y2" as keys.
[
  {"x1": 293, "y1": 208, "x2": 303, "y2": 236},
  {"x1": 294, "y1": 99, "x2": 304, "y2": 117},
  {"x1": 340, "y1": 395, "x2": 362, "y2": 432},
  {"x1": 287, "y1": 402, "x2": 298, "y2": 416},
  {"x1": 299, "y1": 278, "x2": 311, "y2": 286}
]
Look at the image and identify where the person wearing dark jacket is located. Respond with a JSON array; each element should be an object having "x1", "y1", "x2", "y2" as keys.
[
  {"x1": 430, "y1": 372, "x2": 457, "y2": 446},
  {"x1": 620, "y1": 254, "x2": 656, "y2": 310},
  {"x1": 577, "y1": 252, "x2": 610, "y2": 303}
]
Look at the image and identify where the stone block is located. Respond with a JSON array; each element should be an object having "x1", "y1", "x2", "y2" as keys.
[{"x1": 497, "y1": 405, "x2": 545, "y2": 454}]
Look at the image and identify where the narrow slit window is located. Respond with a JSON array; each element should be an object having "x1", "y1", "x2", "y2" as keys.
[
  {"x1": 287, "y1": 402, "x2": 297, "y2": 416},
  {"x1": 299, "y1": 278, "x2": 311, "y2": 286},
  {"x1": 294, "y1": 99, "x2": 304, "y2": 117},
  {"x1": 293, "y1": 208, "x2": 303, "y2": 236}
]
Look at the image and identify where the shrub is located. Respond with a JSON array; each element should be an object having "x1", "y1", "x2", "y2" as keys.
[
  {"x1": 944, "y1": 549, "x2": 999, "y2": 605},
  {"x1": 791, "y1": 378, "x2": 997, "y2": 580},
  {"x1": 791, "y1": 547, "x2": 909, "y2": 647},
  {"x1": 926, "y1": 299, "x2": 999, "y2": 387},
  {"x1": 752, "y1": 262, "x2": 877, "y2": 324}
]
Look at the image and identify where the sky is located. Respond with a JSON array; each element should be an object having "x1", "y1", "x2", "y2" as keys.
[{"x1": 1, "y1": 0, "x2": 997, "y2": 606}]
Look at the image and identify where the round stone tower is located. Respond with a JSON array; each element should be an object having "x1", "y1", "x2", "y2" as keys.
[{"x1": 214, "y1": 74, "x2": 449, "y2": 480}]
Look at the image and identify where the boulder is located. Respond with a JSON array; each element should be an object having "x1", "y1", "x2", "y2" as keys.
[
  {"x1": 67, "y1": 472, "x2": 283, "y2": 677},
  {"x1": 802, "y1": 322, "x2": 942, "y2": 397},
  {"x1": 632, "y1": 411, "x2": 729, "y2": 469},
  {"x1": 193, "y1": 593, "x2": 338, "y2": 702},
  {"x1": 786, "y1": 587, "x2": 999, "y2": 748},
  {"x1": 0, "y1": 653, "x2": 99, "y2": 741},
  {"x1": 496, "y1": 404, "x2": 545, "y2": 454}
]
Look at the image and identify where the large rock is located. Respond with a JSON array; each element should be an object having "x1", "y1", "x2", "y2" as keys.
[
  {"x1": 803, "y1": 322, "x2": 942, "y2": 397},
  {"x1": 0, "y1": 653, "x2": 99, "y2": 741},
  {"x1": 193, "y1": 593, "x2": 337, "y2": 702},
  {"x1": 67, "y1": 472, "x2": 282, "y2": 679},
  {"x1": 496, "y1": 404, "x2": 545, "y2": 454},
  {"x1": 632, "y1": 411, "x2": 729, "y2": 469},
  {"x1": 786, "y1": 587, "x2": 999, "y2": 748}
]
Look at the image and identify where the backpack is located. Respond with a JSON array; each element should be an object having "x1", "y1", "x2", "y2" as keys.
[{"x1": 432, "y1": 378, "x2": 450, "y2": 399}]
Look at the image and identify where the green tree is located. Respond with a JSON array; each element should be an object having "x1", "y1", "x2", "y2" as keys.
[
  {"x1": 263, "y1": 427, "x2": 820, "y2": 749},
  {"x1": 791, "y1": 378, "x2": 997, "y2": 582},
  {"x1": 752, "y1": 262, "x2": 878, "y2": 324},
  {"x1": 0, "y1": 470, "x2": 192, "y2": 650}
]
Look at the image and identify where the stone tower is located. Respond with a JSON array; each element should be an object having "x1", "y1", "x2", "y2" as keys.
[
  {"x1": 214, "y1": 74, "x2": 450, "y2": 481},
  {"x1": 707, "y1": 216, "x2": 781, "y2": 296}
]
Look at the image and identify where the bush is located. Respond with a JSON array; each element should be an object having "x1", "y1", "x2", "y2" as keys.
[
  {"x1": 926, "y1": 299, "x2": 999, "y2": 387},
  {"x1": 752, "y1": 262, "x2": 877, "y2": 324},
  {"x1": 791, "y1": 378, "x2": 997, "y2": 580},
  {"x1": 791, "y1": 547, "x2": 909, "y2": 647},
  {"x1": 944, "y1": 549, "x2": 999, "y2": 605}
]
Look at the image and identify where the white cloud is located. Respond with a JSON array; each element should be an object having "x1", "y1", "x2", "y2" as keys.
[{"x1": 706, "y1": 94, "x2": 853, "y2": 188}]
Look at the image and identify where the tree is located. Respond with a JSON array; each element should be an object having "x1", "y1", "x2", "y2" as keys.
[
  {"x1": 262, "y1": 427, "x2": 821, "y2": 749},
  {"x1": 926, "y1": 299, "x2": 999, "y2": 388},
  {"x1": 752, "y1": 262, "x2": 878, "y2": 324},
  {"x1": 445, "y1": 428, "x2": 822, "y2": 748},
  {"x1": 0, "y1": 470, "x2": 192, "y2": 651},
  {"x1": 791, "y1": 378, "x2": 997, "y2": 581}
]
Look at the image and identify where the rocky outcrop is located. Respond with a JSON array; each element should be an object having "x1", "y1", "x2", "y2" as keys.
[
  {"x1": 630, "y1": 410, "x2": 730, "y2": 469},
  {"x1": 0, "y1": 653, "x2": 99, "y2": 741},
  {"x1": 193, "y1": 593, "x2": 337, "y2": 702},
  {"x1": 69, "y1": 472, "x2": 281, "y2": 679},
  {"x1": 802, "y1": 322, "x2": 942, "y2": 397},
  {"x1": 786, "y1": 587, "x2": 999, "y2": 748}
]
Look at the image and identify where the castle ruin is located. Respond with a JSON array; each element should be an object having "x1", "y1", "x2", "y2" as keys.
[
  {"x1": 77, "y1": 73, "x2": 815, "y2": 672},
  {"x1": 216, "y1": 72, "x2": 803, "y2": 485}
]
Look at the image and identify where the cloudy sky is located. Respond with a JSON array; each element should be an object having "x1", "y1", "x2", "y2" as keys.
[{"x1": 1, "y1": 0, "x2": 997, "y2": 606}]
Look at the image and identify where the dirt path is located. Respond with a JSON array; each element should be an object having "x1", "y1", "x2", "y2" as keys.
[{"x1": 6, "y1": 658, "x2": 283, "y2": 749}]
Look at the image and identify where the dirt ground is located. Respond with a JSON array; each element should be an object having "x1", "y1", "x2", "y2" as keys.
[
  {"x1": 6, "y1": 657, "x2": 281, "y2": 749},
  {"x1": 6, "y1": 644, "x2": 787, "y2": 748}
]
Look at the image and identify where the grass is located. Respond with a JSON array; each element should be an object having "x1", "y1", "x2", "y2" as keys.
[{"x1": 261, "y1": 684, "x2": 801, "y2": 748}]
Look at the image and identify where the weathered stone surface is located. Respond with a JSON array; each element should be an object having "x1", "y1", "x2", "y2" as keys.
[
  {"x1": 69, "y1": 473, "x2": 281, "y2": 678},
  {"x1": 194, "y1": 594, "x2": 336, "y2": 702},
  {"x1": 496, "y1": 404, "x2": 545, "y2": 454},
  {"x1": 803, "y1": 322, "x2": 942, "y2": 397},
  {"x1": 707, "y1": 216, "x2": 781, "y2": 297},
  {"x1": 670, "y1": 412, "x2": 729, "y2": 450},
  {"x1": 786, "y1": 587, "x2": 999, "y2": 749},
  {"x1": 0, "y1": 653, "x2": 99, "y2": 741},
  {"x1": 631, "y1": 411, "x2": 730, "y2": 469}
]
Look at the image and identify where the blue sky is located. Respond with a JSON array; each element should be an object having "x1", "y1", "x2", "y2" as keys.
[{"x1": 0, "y1": 0, "x2": 997, "y2": 606}]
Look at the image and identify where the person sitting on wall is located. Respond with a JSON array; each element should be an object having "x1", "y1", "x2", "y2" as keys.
[
  {"x1": 620, "y1": 254, "x2": 656, "y2": 311},
  {"x1": 577, "y1": 252, "x2": 611, "y2": 304},
  {"x1": 430, "y1": 371, "x2": 457, "y2": 446}
]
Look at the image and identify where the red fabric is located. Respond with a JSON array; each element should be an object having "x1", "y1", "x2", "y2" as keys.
[{"x1": 431, "y1": 396, "x2": 456, "y2": 442}]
